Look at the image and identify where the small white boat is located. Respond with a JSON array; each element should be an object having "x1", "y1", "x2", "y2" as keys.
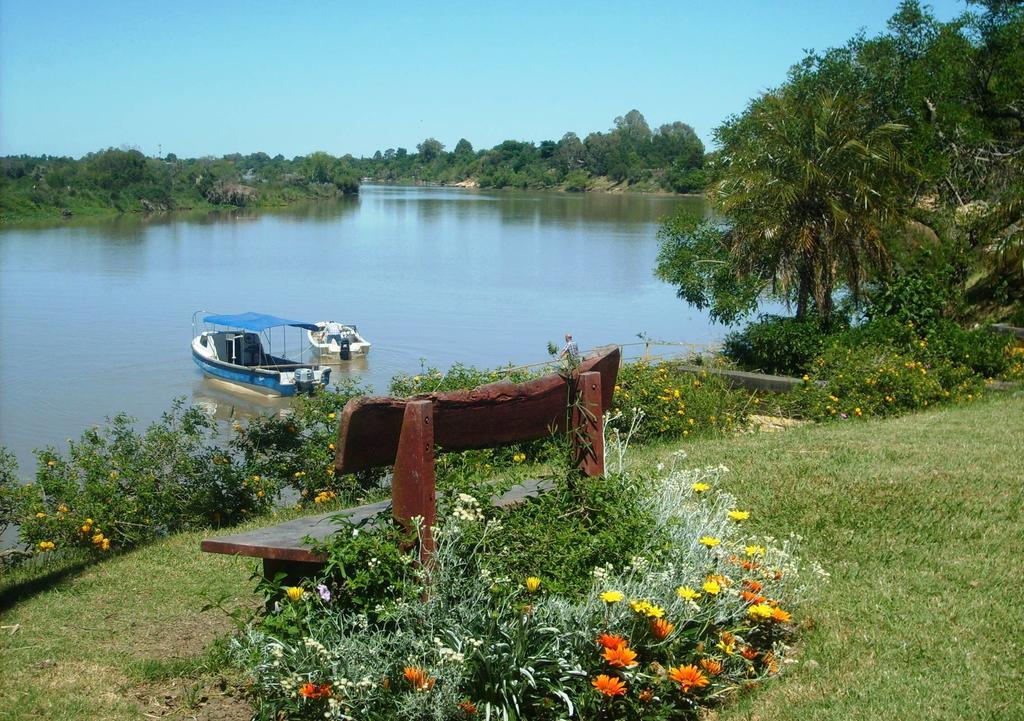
[
  {"x1": 307, "y1": 321, "x2": 371, "y2": 359},
  {"x1": 192, "y1": 312, "x2": 331, "y2": 396}
]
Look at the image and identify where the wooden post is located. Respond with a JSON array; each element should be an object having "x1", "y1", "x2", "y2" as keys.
[
  {"x1": 391, "y1": 399, "x2": 436, "y2": 561},
  {"x1": 572, "y1": 371, "x2": 604, "y2": 477}
]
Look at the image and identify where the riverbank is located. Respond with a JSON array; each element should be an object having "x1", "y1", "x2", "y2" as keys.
[
  {"x1": 1, "y1": 392, "x2": 1020, "y2": 720},
  {"x1": 363, "y1": 175, "x2": 699, "y2": 196}
]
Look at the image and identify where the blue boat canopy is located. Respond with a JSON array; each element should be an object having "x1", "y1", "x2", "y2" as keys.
[{"x1": 203, "y1": 312, "x2": 320, "y2": 332}]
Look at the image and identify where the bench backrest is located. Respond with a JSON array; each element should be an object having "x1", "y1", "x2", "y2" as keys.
[{"x1": 335, "y1": 347, "x2": 620, "y2": 473}]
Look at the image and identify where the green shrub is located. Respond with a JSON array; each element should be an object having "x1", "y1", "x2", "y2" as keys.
[
  {"x1": 230, "y1": 379, "x2": 372, "y2": 506},
  {"x1": 792, "y1": 344, "x2": 983, "y2": 420},
  {"x1": 723, "y1": 315, "x2": 840, "y2": 375},
  {"x1": 17, "y1": 401, "x2": 266, "y2": 556},
  {"x1": 563, "y1": 169, "x2": 591, "y2": 192},
  {"x1": 865, "y1": 269, "x2": 958, "y2": 328},
  {"x1": 0, "y1": 447, "x2": 24, "y2": 542},
  {"x1": 611, "y1": 360, "x2": 750, "y2": 443}
]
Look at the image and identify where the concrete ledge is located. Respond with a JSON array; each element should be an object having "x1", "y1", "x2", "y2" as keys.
[
  {"x1": 672, "y1": 364, "x2": 809, "y2": 393},
  {"x1": 990, "y1": 324, "x2": 1024, "y2": 339}
]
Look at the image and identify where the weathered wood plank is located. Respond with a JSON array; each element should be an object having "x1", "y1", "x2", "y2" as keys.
[
  {"x1": 391, "y1": 400, "x2": 436, "y2": 560},
  {"x1": 335, "y1": 347, "x2": 620, "y2": 473},
  {"x1": 200, "y1": 478, "x2": 555, "y2": 565}
]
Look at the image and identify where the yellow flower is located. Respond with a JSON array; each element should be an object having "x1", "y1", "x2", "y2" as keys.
[
  {"x1": 81, "y1": 524, "x2": 92, "y2": 534},
  {"x1": 38, "y1": 540, "x2": 55, "y2": 551},
  {"x1": 525, "y1": 576, "x2": 541, "y2": 592},
  {"x1": 692, "y1": 482, "x2": 710, "y2": 493},
  {"x1": 35, "y1": 512, "x2": 47, "y2": 519},
  {"x1": 745, "y1": 545, "x2": 766, "y2": 557},
  {"x1": 698, "y1": 536, "x2": 720, "y2": 548},
  {"x1": 109, "y1": 470, "x2": 118, "y2": 479},
  {"x1": 47, "y1": 460, "x2": 57, "y2": 467},
  {"x1": 327, "y1": 412, "x2": 336, "y2": 420},
  {"x1": 328, "y1": 443, "x2": 335, "y2": 451},
  {"x1": 748, "y1": 603, "x2": 774, "y2": 621},
  {"x1": 676, "y1": 586, "x2": 701, "y2": 601},
  {"x1": 629, "y1": 599, "x2": 665, "y2": 618},
  {"x1": 802, "y1": 374, "x2": 810, "y2": 381},
  {"x1": 702, "y1": 579, "x2": 721, "y2": 595},
  {"x1": 91, "y1": 533, "x2": 104, "y2": 545},
  {"x1": 57, "y1": 504, "x2": 69, "y2": 513},
  {"x1": 600, "y1": 590, "x2": 624, "y2": 604},
  {"x1": 100, "y1": 539, "x2": 111, "y2": 551},
  {"x1": 285, "y1": 586, "x2": 305, "y2": 602},
  {"x1": 252, "y1": 475, "x2": 261, "y2": 481},
  {"x1": 728, "y1": 510, "x2": 750, "y2": 522}
]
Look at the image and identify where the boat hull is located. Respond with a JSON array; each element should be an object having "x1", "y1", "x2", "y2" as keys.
[{"x1": 192, "y1": 348, "x2": 299, "y2": 396}]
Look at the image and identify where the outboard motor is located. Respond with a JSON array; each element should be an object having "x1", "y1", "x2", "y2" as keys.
[
  {"x1": 294, "y1": 367, "x2": 315, "y2": 394},
  {"x1": 339, "y1": 337, "x2": 351, "y2": 361}
]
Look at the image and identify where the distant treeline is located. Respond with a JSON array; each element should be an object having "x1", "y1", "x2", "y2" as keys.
[
  {"x1": 0, "y1": 109, "x2": 705, "y2": 223},
  {"x1": 356, "y1": 110, "x2": 707, "y2": 192},
  {"x1": 0, "y1": 149, "x2": 360, "y2": 222}
]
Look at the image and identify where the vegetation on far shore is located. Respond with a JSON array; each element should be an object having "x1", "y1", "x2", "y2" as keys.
[
  {"x1": 0, "y1": 149, "x2": 360, "y2": 224},
  {"x1": 0, "y1": 108, "x2": 708, "y2": 225}
]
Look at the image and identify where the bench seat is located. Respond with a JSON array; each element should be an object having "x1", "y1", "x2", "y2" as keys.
[{"x1": 201, "y1": 477, "x2": 554, "y2": 569}]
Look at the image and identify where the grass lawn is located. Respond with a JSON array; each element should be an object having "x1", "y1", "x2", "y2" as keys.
[{"x1": 1, "y1": 393, "x2": 1021, "y2": 720}]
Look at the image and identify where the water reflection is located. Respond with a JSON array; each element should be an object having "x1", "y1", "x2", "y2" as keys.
[{"x1": 1, "y1": 186, "x2": 720, "y2": 477}]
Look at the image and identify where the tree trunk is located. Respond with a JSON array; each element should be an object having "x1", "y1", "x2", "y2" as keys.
[{"x1": 795, "y1": 269, "x2": 812, "y2": 319}]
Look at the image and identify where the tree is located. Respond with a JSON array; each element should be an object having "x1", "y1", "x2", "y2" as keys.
[
  {"x1": 416, "y1": 138, "x2": 444, "y2": 162},
  {"x1": 453, "y1": 138, "x2": 474, "y2": 157},
  {"x1": 711, "y1": 89, "x2": 916, "y2": 321}
]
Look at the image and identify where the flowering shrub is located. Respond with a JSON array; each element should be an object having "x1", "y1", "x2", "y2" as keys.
[
  {"x1": 792, "y1": 344, "x2": 984, "y2": 420},
  {"x1": 609, "y1": 361, "x2": 750, "y2": 444},
  {"x1": 230, "y1": 378, "x2": 372, "y2": 505},
  {"x1": 17, "y1": 402, "x2": 266, "y2": 556},
  {"x1": 231, "y1": 460, "x2": 822, "y2": 720}
]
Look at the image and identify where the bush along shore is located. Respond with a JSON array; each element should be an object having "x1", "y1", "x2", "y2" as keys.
[
  {"x1": 0, "y1": 149, "x2": 360, "y2": 224},
  {"x1": 3, "y1": 315, "x2": 1020, "y2": 571}
]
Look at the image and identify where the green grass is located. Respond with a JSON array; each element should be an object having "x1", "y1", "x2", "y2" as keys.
[
  {"x1": 634, "y1": 392, "x2": 1024, "y2": 721},
  {"x1": 1, "y1": 393, "x2": 1021, "y2": 719}
]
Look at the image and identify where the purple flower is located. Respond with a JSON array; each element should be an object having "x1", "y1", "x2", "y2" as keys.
[{"x1": 317, "y1": 583, "x2": 331, "y2": 603}]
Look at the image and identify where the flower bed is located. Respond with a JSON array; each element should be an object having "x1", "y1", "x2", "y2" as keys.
[{"x1": 230, "y1": 460, "x2": 823, "y2": 720}]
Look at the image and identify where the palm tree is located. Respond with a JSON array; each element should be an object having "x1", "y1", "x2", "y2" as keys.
[{"x1": 711, "y1": 89, "x2": 915, "y2": 322}]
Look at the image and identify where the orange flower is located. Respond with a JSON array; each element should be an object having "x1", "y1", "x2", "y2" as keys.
[
  {"x1": 740, "y1": 590, "x2": 768, "y2": 604},
  {"x1": 597, "y1": 633, "x2": 627, "y2": 650},
  {"x1": 603, "y1": 644, "x2": 638, "y2": 668},
  {"x1": 298, "y1": 682, "x2": 332, "y2": 699},
  {"x1": 740, "y1": 646, "x2": 760, "y2": 661},
  {"x1": 771, "y1": 607, "x2": 792, "y2": 623},
  {"x1": 457, "y1": 699, "x2": 478, "y2": 714},
  {"x1": 403, "y1": 666, "x2": 436, "y2": 691},
  {"x1": 650, "y1": 618, "x2": 675, "y2": 640},
  {"x1": 699, "y1": 658, "x2": 723, "y2": 676},
  {"x1": 638, "y1": 687, "x2": 655, "y2": 702},
  {"x1": 668, "y1": 665, "x2": 709, "y2": 693},
  {"x1": 742, "y1": 579, "x2": 763, "y2": 593},
  {"x1": 592, "y1": 674, "x2": 627, "y2": 697}
]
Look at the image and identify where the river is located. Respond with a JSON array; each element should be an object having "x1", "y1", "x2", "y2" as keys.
[{"x1": 0, "y1": 185, "x2": 717, "y2": 477}]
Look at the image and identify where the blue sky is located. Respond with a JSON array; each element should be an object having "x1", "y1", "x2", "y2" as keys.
[{"x1": 0, "y1": 0, "x2": 967, "y2": 159}]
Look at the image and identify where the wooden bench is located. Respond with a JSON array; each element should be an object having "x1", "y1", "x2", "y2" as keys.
[{"x1": 201, "y1": 347, "x2": 621, "y2": 582}]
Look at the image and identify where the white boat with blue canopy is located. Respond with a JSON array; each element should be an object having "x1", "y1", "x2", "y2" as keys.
[{"x1": 192, "y1": 311, "x2": 331, "y2": 396}]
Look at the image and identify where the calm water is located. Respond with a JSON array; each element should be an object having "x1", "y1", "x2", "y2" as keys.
[{"x1": 0, "y1": 185, "x2": 716, "y2": 476}]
